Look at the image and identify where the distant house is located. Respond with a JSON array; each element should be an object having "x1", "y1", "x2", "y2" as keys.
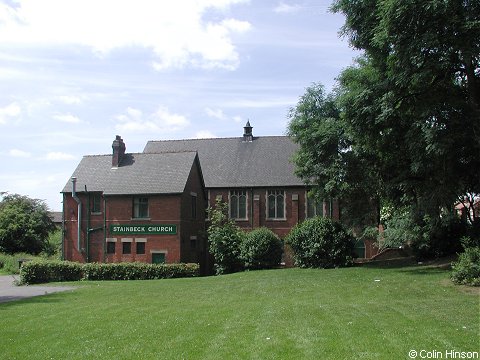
[
  {"x1": 49, "y1": 212, "x2": 63, "y2": 227},
  {"x1": 61, "y1": 123, "x2": 344, "y2": 270}
]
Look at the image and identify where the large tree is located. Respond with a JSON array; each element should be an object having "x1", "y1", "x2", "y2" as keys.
[
  {"x1": 287, "y1": 83, "x2": 381, "y2": 227},
  {"x1": 0, "y1": 194, "x2": 56, "y2": 254},
  {"x1": 289, "y1": 0, "x2": 479, "y2": 229},
  {"x1": 332, "y1": 0, "x2": 480, "y2": 217}
]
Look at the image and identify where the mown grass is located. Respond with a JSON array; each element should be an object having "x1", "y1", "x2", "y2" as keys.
[{"x1": 0, "y1": 264, "x2": 478, "y2": 359}]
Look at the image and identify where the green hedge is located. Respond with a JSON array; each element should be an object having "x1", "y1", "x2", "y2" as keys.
[
  {"x1": 20, "y1": 260, "x2": 83, "y2": 284},
  {"x1": 82, "y1": 262, "x2": 199, "y2": 281},
  {"x1": 20, "y1": 261, "x2": 200, "y2": 284}
]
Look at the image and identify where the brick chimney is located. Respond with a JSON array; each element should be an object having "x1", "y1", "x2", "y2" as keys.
[{"x1": 112, "y1": 135, "x2": 126, "y2": 168}]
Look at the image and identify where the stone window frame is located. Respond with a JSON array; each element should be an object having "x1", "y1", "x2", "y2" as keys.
[
  {"x1": 229, "y1": 189, "x2": 248, "y2": 221},
  {"x1": 266, "y1": 189, "x2": 286, "y2": 220}
]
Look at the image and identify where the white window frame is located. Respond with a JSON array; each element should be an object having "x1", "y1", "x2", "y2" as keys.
[
  {"x1": 229, "y1": 189, "x2": 248, "y2": 220},
  {"x1": 266, "y1": 190, "x2": 286, "y2": 220}
]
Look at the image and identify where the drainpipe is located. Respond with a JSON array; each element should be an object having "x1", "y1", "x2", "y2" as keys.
[
  {"x1": 61, "y1": 193, "x2": 65, "y2": 260},
  {"x1": 71, "y1": 177, "x2": 82, "y2": 251},
  {"x1": 103, "y1": 197, "x2": 107, "y2": 262},
  {"x1": 85, "y1": 185, "x2": 90, "y2": 263}
]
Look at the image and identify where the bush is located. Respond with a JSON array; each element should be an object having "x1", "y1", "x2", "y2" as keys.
[
  {"x1": 451, "y1": 247, "x2": 480, "y2": 286},
  {"x1": 20, "y1": 260, "x2": 83, "y2": 284},
  {"x1": 83, "y1": 262, "x2": 199, "y2": 281},
  {"x1": 20, "y1": 261, "x2": 200, "y2": 284},
  {"x1": 286, "y1": 217, "x2": 355, "y2": 268},
  {"x1": 207, "y1": 200, "x2": 244, "y2": 274},
  {"x1": 241, "y1": 227, "x2": 283, "y2": 270}
]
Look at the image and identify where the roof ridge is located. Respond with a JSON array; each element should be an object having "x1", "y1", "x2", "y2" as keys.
[
  {"x1": 142, "y1": 150, "x2": 198, "y2": 155},
  {"x1": 83, "y1": 151, "x2": 198, "y2": 158},
  {"x1": 146, "y1": 135, "x2": 289, "y2": 143}
]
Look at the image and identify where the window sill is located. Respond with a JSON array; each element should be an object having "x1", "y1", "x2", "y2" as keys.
[
  {"x1": 91, "y1": 212, "x2": 102, "y2": 216},
  {"x1": 233, "y1": 218, "x2": 249, "y2": 222},
  {"x1": 266, "y1": 218, "x2": 287, "y2": 221},
  {"x1": 131, "y1": 218, "x2": 151, "y2": 221}
]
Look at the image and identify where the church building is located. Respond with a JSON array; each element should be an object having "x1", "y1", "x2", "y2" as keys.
[{"x1": 61, "y1": 123, "x2": 343, "y2": 270}]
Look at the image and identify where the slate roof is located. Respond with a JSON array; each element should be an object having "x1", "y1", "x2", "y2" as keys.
[
  {"x1": 62, "y1": 151, "x2": 200, "y2": 195},
  {"x1": 144, "y1": 136, "x2": 304, "y2": 188}
]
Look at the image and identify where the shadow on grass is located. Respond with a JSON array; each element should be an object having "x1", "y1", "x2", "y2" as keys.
[
  {"x1": 0, "y1": 292, "x2": 73, "y2": 309},
  {"x1": 360, "y1": 256, "x2": 454, "y2": 278}
]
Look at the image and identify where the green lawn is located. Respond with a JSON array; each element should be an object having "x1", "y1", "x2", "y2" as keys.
[{"x1": 1, "y1": 264, "x2": 479, "y2": 359}]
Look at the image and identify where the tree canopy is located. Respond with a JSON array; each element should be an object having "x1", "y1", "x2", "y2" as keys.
[
  {"x1": 288, "y1": 0, "x2": 480, "y2": 228},
  {"x1": 0, "y1": 194, "x2": 56, "y2": 254}
]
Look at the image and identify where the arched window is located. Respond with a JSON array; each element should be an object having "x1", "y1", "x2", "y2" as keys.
[
  {"x1": 267, "y1": 190, "x2": 285, "y2": 219},
  {"x1": 230, "y1": 190, "x2": 247, "y2": 220}
]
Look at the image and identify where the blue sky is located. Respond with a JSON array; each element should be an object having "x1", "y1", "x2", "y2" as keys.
[{"x1": 0, "y1": 0, "x2": 357, "y2": 211}]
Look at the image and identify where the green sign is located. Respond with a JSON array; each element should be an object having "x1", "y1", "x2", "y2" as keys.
[{"x1": 109, "y1": 224, "x2": 177, "y2": 235}]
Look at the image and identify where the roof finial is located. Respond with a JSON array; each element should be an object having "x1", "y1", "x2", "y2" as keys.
[{"x1": 243, "y1": 120, "x2": 253, "y2": 142}]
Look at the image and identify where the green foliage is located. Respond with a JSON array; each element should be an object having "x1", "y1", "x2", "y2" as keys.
[
  {"x1": 20, "y1": 260, "x2": 83, "y2": 284},
  {"x1": 287, "y1": 83, "x2": 380, "y2": 228},
  {"x1": 0, "y1": 252, "x2": 36, "y2": 274},
  {"x1": 286, "y1": 217, "x2": 355, "y2": 268},
  {"x1": 207, "y1": 199, "x2": 245, "y2": 274},
  {"x1": 451, "y1": 247, "x2": 480, "y2": 286},
  {"x1": 289, "y1": 1, "x2": 479, "y2": 233},
  {"x1": 379, "y1": 209, "x2": 422, "y2": 250},
  {"x1": 241, "y1": 227, "x2": 283, "y2": 270},
  {"x1": 20, "y1": 260, "x2": 200, "y2": 284},
  {"x1": 378, "y1": 208, "x2": 467, "y2": 259},
  {"x1": 411, "y1": 214, "x2": 466, "y2": 260},
  {"x1": 332, "y1": 0, "x2": 480, "y2": 216},
  {"x1": 82, "y1": 262, "x2": 199, "y2": 281},
  {"x1": 0, "y1": 193, "x2": 56, "y2": 255},
  {"x1": 42, "y1": 229, "x2": 62, "y2": 258}
]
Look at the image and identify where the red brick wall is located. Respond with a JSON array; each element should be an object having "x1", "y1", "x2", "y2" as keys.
[
  {"x1": 207, "y1": 187, "x2": 343, "y2": 267},
  {"x1": 179, "y1": 159, "x2": 208, "y2": 268},
  {"x1": 63, "y1": 158, "x2": 207, "y2": 267}
]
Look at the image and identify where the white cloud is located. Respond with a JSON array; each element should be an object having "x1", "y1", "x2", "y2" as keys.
[
  {"x1": 0, "y1": 102, "x2": 21, "y2": 124},
  {"x1": 9, "y1": 149, "x2": 31, "y2": 158},
  {"x1": 205, "y1": 107, "x2": 227, "y2": 120},
  {"x1": 274, "y1": 2, "x2": 301, "y2": 14},
  {"x1": 195, "y1": 130, "x2": 217, "y2": 139},
  {"x1": 56, "y1": 95, "x2": 82, "y2": 105},
  {"x1": 53, "y1": 113, "x2": 82, "y2": 123},
  {"x1": 0, "y1": 0, "x2": 251, "y2": 70},
  {"x1": 115, "y1": 106, "x2": 190, "y2": 133},
  {"x1": 44, "y1": 152, "x2": 76, "y2": 161},
  {"x1": 205, "y1": 107, "x2": 243, "y2": 124}
]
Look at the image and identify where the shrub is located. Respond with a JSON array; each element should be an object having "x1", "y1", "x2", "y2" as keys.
[
  {"x1": 82, "y1": 262, "x2": 199, "y2": 281},
  {"x1": 20, "y1": 261, "x2": 200, "y2": 284},
  {"x1": 412, "y1": 214, "x2": 466, "y2": 260},
  {"x1": 207, "y1": 200, "x2": 244, "y2": 274},
  {"x1": 20, "y1": 260, "x2": 83, "y2": 284},
  {"x1": 241, "y1": 227, "x2": 283, "y2": 270},
  {"x1": 286, "y1": 217, "x2": 355, "y2": 268},
  {"x1": 451, "y1": 247, "x2": 480, "y2": 286}
]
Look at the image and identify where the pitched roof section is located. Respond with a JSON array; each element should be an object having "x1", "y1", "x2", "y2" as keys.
[
  {"x1": 62, "y1": 151, "x2": 199, "y2": 195},
  {"x1": 144, "y1": 136, "x2": 304, "y2": 188}
]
